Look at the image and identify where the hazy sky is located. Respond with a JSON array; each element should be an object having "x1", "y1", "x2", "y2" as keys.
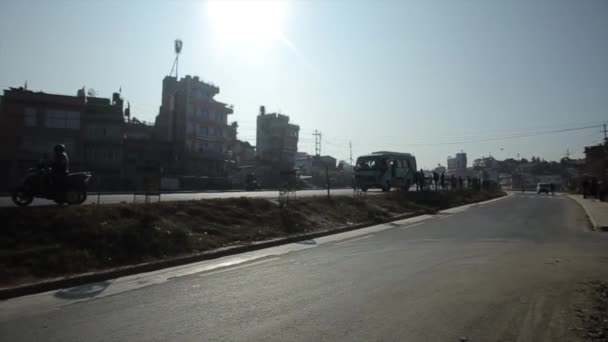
[{"x1": 1, "y1": 0, "x2": 607, "y2": 168}]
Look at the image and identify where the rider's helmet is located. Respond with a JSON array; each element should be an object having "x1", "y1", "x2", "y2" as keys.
[{"x1": 54, "y1": 144, "x2": 66, "y2": 153}]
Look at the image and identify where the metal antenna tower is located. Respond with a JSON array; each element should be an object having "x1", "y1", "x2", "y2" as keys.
[{"x1": 169, "y1": 39, "x2": 183, "y2": 78}]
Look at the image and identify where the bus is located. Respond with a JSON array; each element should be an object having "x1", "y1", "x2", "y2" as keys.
[{"x1": 354, "y1": 151, "x2": 417, "y2": 192}]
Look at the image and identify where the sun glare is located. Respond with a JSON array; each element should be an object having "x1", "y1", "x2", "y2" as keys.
[{"x1": 207, "y1": 0, "x2": 288, "y2": 46}]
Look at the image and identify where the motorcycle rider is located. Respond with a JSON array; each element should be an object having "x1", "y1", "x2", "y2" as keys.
[{"x1": 51, "y1": 144, "x2": 69, "y2": 199}]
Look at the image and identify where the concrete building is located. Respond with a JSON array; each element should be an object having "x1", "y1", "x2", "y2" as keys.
[
  {"x1": 584, "y1": 142, "x2": 608, "y2": 180},
  {"x1": 295, "y1": 153, "x2": 337, "y2": 176},
  {"x1": 473, "y1": 156, "x2": 500, "y2": 182},
  {"x1": 447, "y1": 152, "x2": 467, "y2": 177},
  {"x1": 318, "y1": 155, "x2": 337, "y2": 169},
  {"x1": 154, "y1": 75, "x2": 234, "y2": 176},
  {"x1": 224, "y1": 122, "x2": 255, "y2": 166},
  {"x1": 0, "y1": 87, "x2": 86, "y2": 191},
  {"x1": 82, "y1": 92, "x2": 126, "y2": 188},
  {"x1": 123, "y1": 120, "x2": 174, "y2": 191},
  {"x1": 256, "y1": 105, "x2": 299, "y2": 169},
  {"x1": 434, "y1": 164, "x2": 447, "y2": 174}
]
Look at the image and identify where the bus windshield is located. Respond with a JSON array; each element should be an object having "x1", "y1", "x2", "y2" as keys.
[{"x1": 356, "y1": 157, "x2": 383, "y2": 169}]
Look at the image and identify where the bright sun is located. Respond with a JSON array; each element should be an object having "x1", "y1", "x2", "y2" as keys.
[{"x1": 207, "y1": 0, "x2": 288, "y2": 46}]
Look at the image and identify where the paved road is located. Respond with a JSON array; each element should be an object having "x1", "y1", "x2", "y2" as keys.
[
  {"x1": 2, "y1": 193, "x2": 608, "y2": 341},
  {"x1": 0, "y1": 188, "x2": 362, "y2": 207}
]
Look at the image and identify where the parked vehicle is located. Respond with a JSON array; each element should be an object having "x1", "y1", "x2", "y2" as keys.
[
  {"x1": 11, "y1": 166, "x2": 92, "y2": 207},
  {"x1": 537, "y1": 183, "x2": 551, "y2": 195},
  {"x1": 354, "y1": 151, "x2": 417, "y2": 192}
]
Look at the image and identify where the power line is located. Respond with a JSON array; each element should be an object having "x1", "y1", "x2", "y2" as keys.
[
  {"x1": 321, "y1": 123, "x2": 604, "y2": 147},
  {"x1": 321, "y1": 121, "x2": 606, "y2": 145},
  {"x1": 400, "y1": 124, "x2": 603, "y2": 146}
]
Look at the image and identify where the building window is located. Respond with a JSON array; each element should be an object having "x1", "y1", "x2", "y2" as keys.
[
  {"x1": 24, "y1": 107, "x2": 37, "y2": 127},
  {"x1": 21, "y1": 136, "x2": 74, "y2": 154},
  {"x1": 45, "y1": 110, "x2": 80, "y2": 129},
  {"x1": 198, "y1": 89, "x2": 208, "y2": 101}
]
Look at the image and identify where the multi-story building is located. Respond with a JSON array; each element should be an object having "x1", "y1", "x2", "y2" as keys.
[
  {"x1": 256, "y1": 105, "x2": 299, "y2": 168},
  {"x1": 155, "y1": 75, "x2": 234, "y2": 176},
  {"x1": 123, "y1": 120, "x2": 174, "y2": 191},
  {"x1": 224, "y1": 122, "x2": 255, "y2": 166},
  {"x1": 447, "y1": 152, "x2": 467, "y2": 177},
  {"x1": 0, "y1": 86, "x2": 142, "y2": 191},
  {"x1": 585, "y1": 142, "x2": 608, "y2": 180},
  {"x1": 82, "y1": 91, "x2": 126, "y2": 188},
  {"x1": 0, "y1": 87, "x2": 86, "y2": 191}
]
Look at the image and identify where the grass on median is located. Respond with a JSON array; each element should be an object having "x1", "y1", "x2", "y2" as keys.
[{"x1": 0, "y1": 190, "x2": 504, "y2": 286}]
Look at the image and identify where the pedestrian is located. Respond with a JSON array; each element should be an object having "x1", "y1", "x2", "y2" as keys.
[
  {"x1": 413, "y1": 172, "x2": 419, "y2": 191},
  {"x1": 433, "y1": 172, "x2": 439, "y2": 190},
  {"x1": 51, "y1": 144, "x2": 69, "y2": 201},
  {"x1": 591, "y1": 177, "x2": 599, "y2": 198},
  {"x1": 440, "y1": 172, "x2": 446, "y2": 190},
  {"x1": 419, "y1": 169, "x2": 425, "y2": 191},
  {"x1": 582, "y1": 177, "x2": 589, "y2": 198}
]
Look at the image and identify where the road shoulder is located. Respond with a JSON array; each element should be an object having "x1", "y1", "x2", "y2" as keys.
[{"x1": 568, "y1": 195, "x2": 608, "y2": 231}]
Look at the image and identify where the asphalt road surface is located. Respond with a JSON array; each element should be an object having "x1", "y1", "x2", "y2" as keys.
[
  {"x1": 2, "y1": 193, "x2": 608, "y2": 341},
  {"x1": 0, "y1": 188, "x2": 361, "y2": 207}
]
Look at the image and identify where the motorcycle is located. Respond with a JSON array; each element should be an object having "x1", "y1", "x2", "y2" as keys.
[{"x1": 11, "y1": 166, "x2": 92, "y2": 207}]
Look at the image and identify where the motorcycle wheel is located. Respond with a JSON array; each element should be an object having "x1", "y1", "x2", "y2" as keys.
[
  {"x1": 76, "y1": 191, "x2": 88, "y2": 204},
  {"x1": 65, "y1": 190, "x2": 86, "y2": 205},
  {"x1": 12, "y1": 188, "x2": 34, "y2": 207}
]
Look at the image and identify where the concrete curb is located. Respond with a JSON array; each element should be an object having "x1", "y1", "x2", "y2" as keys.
[
  {"x1": 0, "y1": 193, "x2": 506, "y2": 300},
  {"x1": 568, "y1": 195, "x2": 600, "y2": 231}
]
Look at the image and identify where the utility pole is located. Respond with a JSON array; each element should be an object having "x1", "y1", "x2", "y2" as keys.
[
  {"x1": 326, "y1": 163, "x2": 330, "y2": 199},
  {"x1": 349, "y1": 141, "x2": 353, "y2": 166},
  {"x1": 313, "y1": 130, "x2": 322, "y2": 156},
  {"x1": 565, "y1": 149, "x2": 570, "y2": 159},
  {"x1": 602, "y1": 123, "x2": 607, "y2": 143}
]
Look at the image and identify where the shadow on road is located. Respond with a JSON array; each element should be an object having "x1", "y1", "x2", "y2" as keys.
[{"x1": 54, "y1": 281, "x2": 112, "y2": 300}]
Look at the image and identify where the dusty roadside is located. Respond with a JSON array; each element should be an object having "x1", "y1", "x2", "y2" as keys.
[{"x1": 574, "y1": 281, "x2": 608, "y2": 341}]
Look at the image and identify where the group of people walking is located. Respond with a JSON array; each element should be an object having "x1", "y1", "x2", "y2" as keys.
[
  {"x1": 413, "y1": 170, "x2": 465, "y2": 191},
  {"x1": 413, "y1": 170, "x2": 494, "y2": 192},
  {"x1": 582, "y1": 176, "x2": 607, "y2": 201}
]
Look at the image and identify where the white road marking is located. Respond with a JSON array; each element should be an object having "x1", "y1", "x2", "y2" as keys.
[
  {"x1": 197, "y1": 258, "x2": 280, "y2": 278},
  {"x1": 401, "y1": 222, "x2": 425, "y2": 230},
  {"x1": 333, "y1": 235, "x2": 373, "y2": 246}
]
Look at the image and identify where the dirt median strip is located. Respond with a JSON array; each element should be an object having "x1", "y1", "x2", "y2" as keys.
[
  {"x1": 0, "y1": 190, "x2": 505, "y2": 299},
  {"x1": 0, "y1": 211, "x2": 421, "y2": 300}
]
